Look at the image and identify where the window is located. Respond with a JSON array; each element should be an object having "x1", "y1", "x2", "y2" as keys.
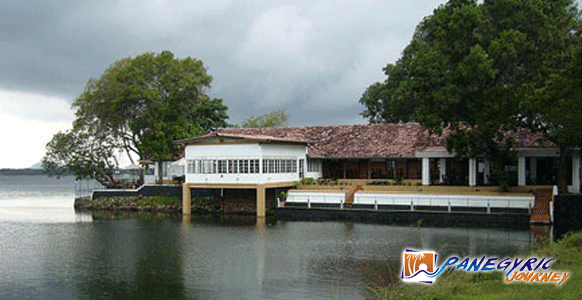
[
  {"x1": 228, "y1": 160, "x2": 234, "y2": 174},
  {"x1": 307, "y1": 159, "x2": 321, "y2": 173},
  {"x1": 187, "y1": 160, "x2": 195, "y2": 174},
  {"x1": 217, "y1": 160, "x2": 227, "y2": 174},
  {"x1": 250, "y1": 159, "x2": 259, "y2": 174},
  {"x1": 261, "y1": 158, "x2": 299, "y2": 174}
]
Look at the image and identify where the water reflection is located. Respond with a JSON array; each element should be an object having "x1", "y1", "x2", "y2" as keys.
[
  {"x1": 0, "y1": 175, "x2": 552, "y2": 299},
  {"x1": 72, "y1": 220, "x2": 188, "y2": 300},
  {"x1": 0, "y1": 212, "x2": 538, "y2": 300}
]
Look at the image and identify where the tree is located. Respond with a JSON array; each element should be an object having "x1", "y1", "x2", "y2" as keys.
[
  {"x1": 42, "y1": 124, "x2": 119, "y2": 186},
  {"x1": 240, "y1": 109, "x2": 289, "y2": 128},
  {"x1": 45, "y1": 51, "x2": 229, "y2": 184},
  {"x1": 527, "y1": 45, "x2": 582, "y2": 192},
  {"x1": 360, "y1": 0, "x2": 581, "y2": 191}
]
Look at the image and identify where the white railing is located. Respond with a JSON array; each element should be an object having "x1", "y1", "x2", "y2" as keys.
[
  {"x1": 354, "y1": 193, "x2": 534, "y2": 213},
  {"x1": 286, "y1": 192, "x2": 346, "y2": 208}
]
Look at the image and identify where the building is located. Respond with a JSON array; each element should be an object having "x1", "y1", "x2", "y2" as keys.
[
  {"x1": 179, "y1": 123, "x2": 579, "y2": 192},
  {"x1": 175, "y1": 123, "x2": 581, "y2": 216},
  {"x1": 177, "y1": 132, "x2": 314, "y2": 184}
]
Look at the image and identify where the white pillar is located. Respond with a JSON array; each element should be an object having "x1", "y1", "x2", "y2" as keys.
[
  {"x1": 469, "y1": 158, "x2": 477, "y2": 186},
  {"x1": 530, "y1": 158, "x2": 537, "y2": 185},
  {"x1": 571, "y1": 154, "x2": 580, "y2": 193},
  {"x1": 422, "y1": 157, "x2": 430, "y2": 186},
  {"x1": 518, "y1": 156, "x2": 526, "y2": 186},
  {"x1": 438, "y1": 159, "x2": 447, "y2": 184},
  {"x1": 483, "y1": 159, "x2": 491, "y2": 185}
]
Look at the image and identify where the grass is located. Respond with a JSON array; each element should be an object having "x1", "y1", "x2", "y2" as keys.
[{"x1": 368, "y1": 230, "x2": 582, "y2": 300}]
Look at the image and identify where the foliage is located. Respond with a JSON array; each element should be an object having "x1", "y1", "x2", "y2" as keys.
[
  {"x1": 136, "y1": 195, "x2": 181, "y2": 207},
  {"x1": 193, "y1": 196, "x2": 219, "y2": 207},
  {"x1": 394, "y1": 172, "x2": 403, "y2": 185},
  {"x1": 301, "y1": 177, "x2": 315, "y2": 185},
  {"x1": 45, "y1": 50, "x2": 229, "y2": 184},
  {"x1": 278, "y1": 191, "x2": 288, "y2": 201},
  {"x1": 42, "y1": 124, "x2": 119, "y2": 186},
  {"x1": 360, "y1": 0, "x2": 581, "y2": 191},
  {"x1": 527, "y1": 45, "x2": 582, "y2": 192},
  {"x1": 240, "y1": 109, "x2": 288, "y2": 128}
]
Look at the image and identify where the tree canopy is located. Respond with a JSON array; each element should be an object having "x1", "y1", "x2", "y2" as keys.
[
  {"x1": 240, "y1": 109, "x2": 289, "y2": 128},
  {"x1": 360, "y1": 0, "x2": 581, "y2": 191},
  {"x1": 44, "y1": 51, "x2": 229, "y2": 184},
  {"x1": 42, "y1": 124, "x2": 120, "y2": 186}
]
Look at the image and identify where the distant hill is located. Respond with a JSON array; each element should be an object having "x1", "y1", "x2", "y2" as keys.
[
  {"x1": 0, "y1": 168, "x2": 46, "y2": 176},
  {"x1": 29, "y1": 162, "x2": 43, "y2": 169}
]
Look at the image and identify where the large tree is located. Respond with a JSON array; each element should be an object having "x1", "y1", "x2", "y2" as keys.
[
  {"x1": 360, "y1": 0, "x2": 581, "y2": 192},
  {"x1": 45, "y1": 51, "x2": 229, "y2": 184}
]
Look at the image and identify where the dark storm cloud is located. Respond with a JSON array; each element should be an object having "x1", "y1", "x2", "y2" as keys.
[{"x1": 1, "y1": 0, "x2": 450, "y2": 126}]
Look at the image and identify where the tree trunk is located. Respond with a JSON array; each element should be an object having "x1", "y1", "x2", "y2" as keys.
[
  {"x1": 95, "y1": 174, "x2": 115, "y2": 188},
  {"x1": 557, "y1": 144, "x2": 571, "y2": 194},
  {"x1": 157, "y1": 161, "x2": 164, "y2": 184}
]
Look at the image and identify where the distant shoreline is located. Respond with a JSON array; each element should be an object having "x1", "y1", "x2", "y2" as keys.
[{"x1": 0, "y1": 168, "x2": 47, "y2": 176}]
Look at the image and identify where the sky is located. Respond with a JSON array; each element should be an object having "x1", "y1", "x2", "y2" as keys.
[{"x1": 2, "y1": 0, "x2": 578, "y2": 169}]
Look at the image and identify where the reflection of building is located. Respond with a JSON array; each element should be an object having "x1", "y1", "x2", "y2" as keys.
[{"x1": 178, "y1": 123, "x2": 580, "y2": 192}]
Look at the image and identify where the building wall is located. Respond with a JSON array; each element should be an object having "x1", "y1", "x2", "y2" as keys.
[{"x1": 184, "y1": 143, "x2": 306, "y2": 184}]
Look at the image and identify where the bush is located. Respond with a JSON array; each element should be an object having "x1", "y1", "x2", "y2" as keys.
[
  {"x1": 137, "y1": 195, "x2": 180, "y2": 207},
  {"x1": 279, "y1": 191, "x2": 288, "y2": 201},
  {"x1": 301, "y1": 177, "x2": 315, "y2": 184},
  {"x1": 394, "y1": 173, "x2": 403, "y2": 184}
]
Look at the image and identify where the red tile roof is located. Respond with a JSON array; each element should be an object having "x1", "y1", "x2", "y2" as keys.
[
  {"x1": 185, "y1": 123, "x2": 555, "y2": 159},
  {"x1": 176, "y1": 131, "x2": 309, "y2": 145}
]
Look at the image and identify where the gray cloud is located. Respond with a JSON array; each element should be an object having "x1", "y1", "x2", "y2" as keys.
[{"x1": 1, "y1": 0, "x2": 465, "y2": 126}]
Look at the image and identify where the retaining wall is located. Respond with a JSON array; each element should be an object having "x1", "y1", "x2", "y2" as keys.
[
  {"x1": 92, "y1": 185, "x2": 221, "y2": 200},
  {"x1": 276, "y1": 207, "x2": 530, "y2": 229}
]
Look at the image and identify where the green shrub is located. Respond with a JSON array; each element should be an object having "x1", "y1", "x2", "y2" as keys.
[
  {"x1": 301, "y1": 177, "x2": 315, "y2": 184},
  {"x1": 137, "y1": 195, "x2": 180, "y2": 207},
  {"x1": 193, "y1": 196, "x2": 219, "y2": 206},
  {"x1": 279, "y1": 191, "x2": 288, "y2": 201}
]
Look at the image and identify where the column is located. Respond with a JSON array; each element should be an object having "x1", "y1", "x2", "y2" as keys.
[
  {"x1": 438, "y1": 158, "x2": 447, "y2": 184},
  {"x1": 256, "y1": 185, "x2": 266, "y2": 218},
  {"x1": 182, "y1": 183, "x2": 191, "y2": 215},
  {"x1": 530, "y1": 158, "x2": 537, "y2": 185},
  {"x1": 469, "y1": 158, "x2": 477, "y2": 186},
  {"x1": 422, "y1": 157, "x2": 430, "y2": 186},
  {"x1": 483, "y1": 159, "x2": 491, "y2": 185},
  {"x1": 518, "y1": 156, "x2": 526, "y2": 186},
  {"x1": 572, "y1": 154, "x2": 580, "y2": 193}
]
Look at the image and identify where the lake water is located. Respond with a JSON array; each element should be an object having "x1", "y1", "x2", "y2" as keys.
[{"x1": 0, "y1": 175, "x2": 536, "y2": 299}]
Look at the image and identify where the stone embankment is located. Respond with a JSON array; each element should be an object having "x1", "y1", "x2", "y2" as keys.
[
  {"x1": 77, "y1": 195, "x2": 225, "y2": 214},
  {"x1": 83, "y1": 196, "x2": 181, "y2": 212}
]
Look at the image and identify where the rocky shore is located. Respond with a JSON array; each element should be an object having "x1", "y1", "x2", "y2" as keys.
[{"x1": 77, "y1": 195, "x2": 223, "y2": 214}]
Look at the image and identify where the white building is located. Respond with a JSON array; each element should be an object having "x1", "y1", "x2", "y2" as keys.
[{"x1": 178, "y1": 132, "x2": 314, "y2": 184}]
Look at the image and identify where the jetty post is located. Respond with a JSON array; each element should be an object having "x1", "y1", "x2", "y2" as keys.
[{"x1": 182, "y1": 183, "x2": 191, "y2": 215}]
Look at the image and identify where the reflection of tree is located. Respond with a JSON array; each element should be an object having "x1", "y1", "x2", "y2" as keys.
[
  {"x1": 74, "y1": 220, "x2": 189, "y2": 299},
  {"x1": 308, "y1": 257, "x2": 400, "y2": 289}
]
